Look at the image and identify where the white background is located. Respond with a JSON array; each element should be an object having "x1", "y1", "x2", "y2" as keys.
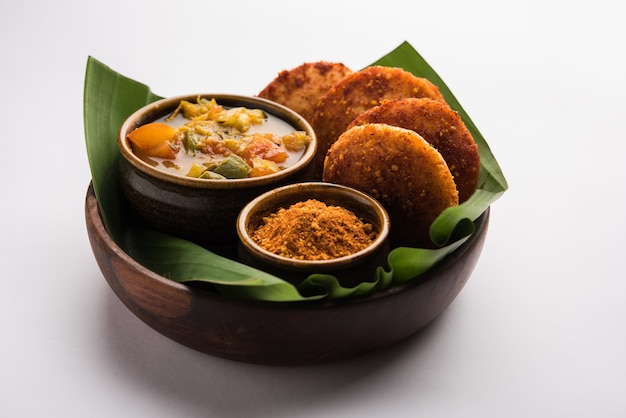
[{"x1": 2, "y1": 0, "x2": 625, "y2": 417}]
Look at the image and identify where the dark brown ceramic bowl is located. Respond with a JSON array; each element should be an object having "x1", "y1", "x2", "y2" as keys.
[
  {"x1": 237, "y1": 182, "x2": 390, "y2": 287},
  {"x1": 86, "y1": 184, "x2": 490, "y2": 366},
  {"x1": 118, "y1": 94, "x2": 317, "y2": 249}
]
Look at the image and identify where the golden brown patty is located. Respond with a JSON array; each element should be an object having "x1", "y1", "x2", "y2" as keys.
[
  {"x1": 310, "y1": 66, "x2": 447, "y2": 177},
  {"x1": 258, "y1": 61, "x2": 353, "y2": 123},
  {"x1": 323, "y1": 123, "x2": 458, "y2": 248},
  {"x1": 348, "y1": 98, "x2": 480, "y2": 202}
]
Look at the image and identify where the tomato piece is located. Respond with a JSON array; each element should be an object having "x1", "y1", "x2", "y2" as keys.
[{"x1": 242, "y1": 134, "x2": 288, "y2": 165}]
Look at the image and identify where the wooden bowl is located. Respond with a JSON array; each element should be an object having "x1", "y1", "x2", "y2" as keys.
[
  {"x1": 85, "y1": 184, "x2": 490, "y2": 366},
  {"x1": 237, "y1": 182, "x2": 390, "y2": 287},
  {"x1": 118, "y1": 94, "x2": 317, "y2": 249}
]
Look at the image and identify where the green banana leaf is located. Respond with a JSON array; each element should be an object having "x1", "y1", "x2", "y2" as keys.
[{"x1": 84, "y1": 41, "x2": 508, "y2": 302}]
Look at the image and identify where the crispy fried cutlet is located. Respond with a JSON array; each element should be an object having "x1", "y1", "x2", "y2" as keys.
[
  {"x1": 257, "y1": 61, "x2": 353, "y2": 123},
  {"x1": 310, "y1": 66, "x2": 447, "y2": 177},
  {"x1": 323, "y1": 123, "x2": 458, "y2": 248},
  {"x1": 348, "y1": 98, "x2": 480, "y2": 202}
]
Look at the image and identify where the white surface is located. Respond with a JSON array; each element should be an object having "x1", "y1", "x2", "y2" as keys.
[{"x1": 2, "y1": 0, "x2": 625, "y2": 417}]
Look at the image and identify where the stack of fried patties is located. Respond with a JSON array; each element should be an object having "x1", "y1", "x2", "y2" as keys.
[{"x1": 258, "y1": 62, "x2": 479, "y2": 248}]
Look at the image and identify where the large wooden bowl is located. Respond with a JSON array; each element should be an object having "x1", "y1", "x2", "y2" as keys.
[{"x1": 85, "y1": 184, "x2": 490, "y2": 366}]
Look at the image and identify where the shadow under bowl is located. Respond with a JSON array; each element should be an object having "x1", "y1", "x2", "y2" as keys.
[{"x1": 85, "y1": 183, "x2": 490, "y2": 366}]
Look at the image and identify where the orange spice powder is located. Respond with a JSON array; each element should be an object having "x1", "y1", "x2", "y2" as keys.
[{"x1": 251, "y1": 199, "x2": 377, "y2": 261}]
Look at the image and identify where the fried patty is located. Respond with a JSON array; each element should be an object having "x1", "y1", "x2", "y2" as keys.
[
  {"x1": 323, "y1": 123, "x2": 458, "y2": 248},
  {"x1": 348, "y1": 98, "x2": 480, "y2": 202},
  {"x1": 310, "y1": 66, "x2": 447, "y2": 177},
  {"x1": 258, "y1": 61, "x2": 353, "y2": 123}
]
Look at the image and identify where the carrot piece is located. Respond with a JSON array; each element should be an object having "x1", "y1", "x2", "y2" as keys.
[
  {"x1": 127, "y1": 122, "x2": 176, "y2": 151},
  {"x1": 147, "y1": 141, "x2": 177, "y2": 159},
  {"x1": 127, "y1": 122, "x2": 178, "y2": 159}
]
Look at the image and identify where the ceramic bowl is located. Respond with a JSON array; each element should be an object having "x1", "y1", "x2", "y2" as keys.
[
  {"x1": 237, "y1": 182, "x2": 390, "y2": 287},
  {"x1": 86, "y1": 183, "x2": 490, "y2": 366},
  {"x1": 118, "y1": 94, "x2": 317, "y2": 250}
]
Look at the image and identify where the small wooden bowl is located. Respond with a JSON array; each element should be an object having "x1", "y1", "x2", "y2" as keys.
[
  {"x1": 85, "y1": 184, "x2": 490, "y2": 366},
  {"x1": 237, "y1": 182, "x2": 390, "y2": 287}
]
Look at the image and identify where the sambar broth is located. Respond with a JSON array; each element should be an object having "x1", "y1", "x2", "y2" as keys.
[{"x1": 127, "y1": 98, "x2": 311, "y2": 180}]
